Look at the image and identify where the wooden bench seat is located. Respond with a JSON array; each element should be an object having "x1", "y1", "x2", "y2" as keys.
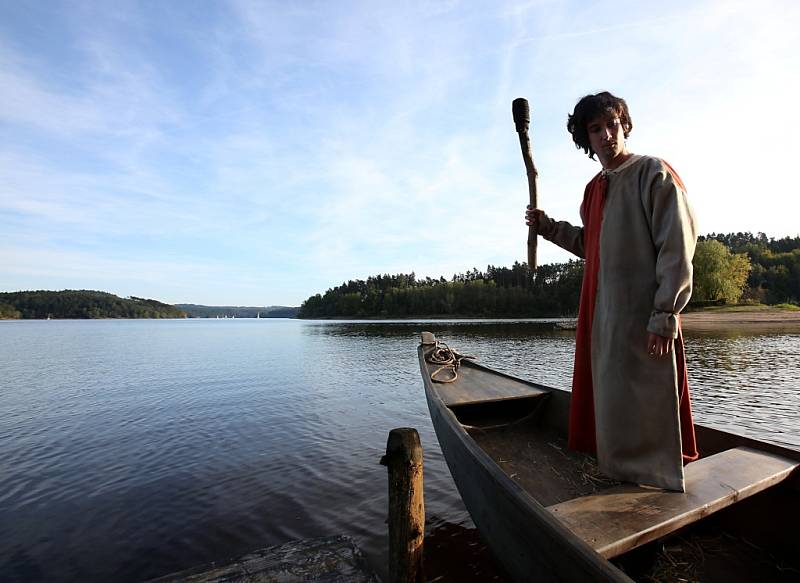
[
  {"x1": 434, "y1": 364, "x2": 549, "y2": 407},
  {"x1": 421, "y1": 334, "x2": 549, "y2": 407},
  {"x1": 547, "y1": 446, "x2": 799, "y2": 558}
]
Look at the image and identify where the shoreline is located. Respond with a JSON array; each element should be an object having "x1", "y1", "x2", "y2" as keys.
[
  {"x1": 680, "y1": 307, "x2": 800, "y2": 332},
  {"x1": 6, "y1": 307, "x2": 799, "y2": 331},
  {"x1": 298, "y1": 306, "x2": 800, "y2": 332}
]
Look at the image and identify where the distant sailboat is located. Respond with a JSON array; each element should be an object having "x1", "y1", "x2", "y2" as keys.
[{"x1": 257, "y1": 311, "x2": 261, "y2": 319}]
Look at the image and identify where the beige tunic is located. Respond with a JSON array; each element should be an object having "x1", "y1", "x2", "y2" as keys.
[{"x1": 541, "y1": 155, "x2": 697, "y2": 491}]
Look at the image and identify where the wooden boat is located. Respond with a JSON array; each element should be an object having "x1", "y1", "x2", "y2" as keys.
[{"x1": 417, "y1": 333, "x2": 800, "y2": 582}]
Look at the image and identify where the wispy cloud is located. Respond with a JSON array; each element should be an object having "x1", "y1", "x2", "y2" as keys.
[{"x1": 1, "y1": 0, "x2": 798, "y2": 305}]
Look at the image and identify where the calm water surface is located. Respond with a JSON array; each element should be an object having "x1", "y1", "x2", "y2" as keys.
[{"x1": 0, "y1": 319, "x2": 798, "y2": 581}]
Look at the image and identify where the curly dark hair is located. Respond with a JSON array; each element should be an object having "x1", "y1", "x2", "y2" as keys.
[{"x1": 567, "y1": 92, "x2": 632, "y2": 159}]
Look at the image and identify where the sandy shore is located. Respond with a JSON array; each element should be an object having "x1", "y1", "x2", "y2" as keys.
[{"x1": 680, "y1": 308, "x2": 800, "y2": 332}]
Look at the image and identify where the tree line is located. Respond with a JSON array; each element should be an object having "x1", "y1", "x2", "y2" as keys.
[
  {"x1": 697, "y1": 232, "x2": 800, "y2": 305},
  {"x1": 176, "y1": 304, "x2": 299, "y2": 318},
  {"x1": 298, "y1": 232, "x2": 800, "y2": 319},
  {"x1": 298, "y1": 261, "x2": 584, "y2": 318},
  {"x1": 0, "y1": 290, "x2": 186, "y2": 319}
]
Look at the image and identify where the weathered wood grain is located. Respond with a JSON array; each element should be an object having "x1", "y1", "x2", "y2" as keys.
[
  {"x1": 548, "y1": 446, "x2": 799, "y2": 558},
  {"x1": 381, "y1": 427, "x2": 425, "y2": 583},
  {"x1": 431, "y1": 358, "x2": 549, "y2": 407}
]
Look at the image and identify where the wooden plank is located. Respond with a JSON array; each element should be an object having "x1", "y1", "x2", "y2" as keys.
[
  {"x1": 148, "y1": 535, "x2": 380, "y2": 582},
  {"x1": 547, "y1": 447, "x2": 799, "y2": 559},
  {"x1": 430, "y1": 362, "x2": 549, "y2": 407}
]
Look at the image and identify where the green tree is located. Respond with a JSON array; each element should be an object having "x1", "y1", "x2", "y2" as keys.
[
  {"x1": 0, "y1": 302, "x2": 21, "y2": 319},
  {"x1": 0, "y1": 290, "x2": 186, "y2": 319},
  {"x1": 692, "y1": 240, "x2": 751, "y2": 303}
]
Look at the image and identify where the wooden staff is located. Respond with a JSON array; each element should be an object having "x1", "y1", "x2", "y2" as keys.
[{"x1": 512, "y1": 97, "x2": 539, "y2": 272}]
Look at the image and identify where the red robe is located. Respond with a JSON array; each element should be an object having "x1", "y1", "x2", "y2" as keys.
[{"x1": 568, "y1": 172, "x2": 699, "y2": 464}]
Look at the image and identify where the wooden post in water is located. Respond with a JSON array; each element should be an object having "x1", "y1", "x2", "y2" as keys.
[{"x1": 380, "y1": 427, "x2": 425, "y2": 583}]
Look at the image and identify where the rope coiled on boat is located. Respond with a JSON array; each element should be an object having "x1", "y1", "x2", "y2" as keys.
[{"x1": 425, "y1": 340, "x2": 475, "y2": 384}]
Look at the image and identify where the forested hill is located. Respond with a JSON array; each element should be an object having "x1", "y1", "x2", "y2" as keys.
[
  {"x1": 298, "y1": 261, "x2": 584, "y2": 319},
  {"x1": 0, "y1": 290, "x2": 186, "y2": 319},
  {"x1": 298, "y1": 232, "x2": 800, "y2": 319}
]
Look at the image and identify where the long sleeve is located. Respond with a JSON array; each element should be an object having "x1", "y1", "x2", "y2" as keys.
[
  {"x1": 642, "y1": 160, "x2": 697, "y2": 338},
  {"x1": 539, "y1": 217, "x2": 585, "y2": 258}
]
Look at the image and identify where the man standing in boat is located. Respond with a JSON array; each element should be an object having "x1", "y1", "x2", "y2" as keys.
[{"x1": 525, "y1": 91, "x2": 699, "y2": 492}]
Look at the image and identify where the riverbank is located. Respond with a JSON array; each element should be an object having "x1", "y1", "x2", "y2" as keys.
[{"x1": 681, "y1": 306, "x2": 800, "y2": 332}]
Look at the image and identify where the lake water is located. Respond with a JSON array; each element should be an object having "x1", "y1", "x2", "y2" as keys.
[{"x1": 1, "y1": 319, "x2": 798, "y2": 582}]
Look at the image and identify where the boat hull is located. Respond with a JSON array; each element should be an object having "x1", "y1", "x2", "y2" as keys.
[
  {"x1": 418, "y1": 341, "x2": 800, "y2": 582},
  {"x1": 419, "y1": 345, "x2": 632, "y2": 582}
]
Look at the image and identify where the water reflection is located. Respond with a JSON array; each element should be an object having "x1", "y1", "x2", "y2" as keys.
[
  {"x1": 303, "y1": 321, "x2": 800, "y2": 451},
  {"x1": 301, "y1": 319, "x2": 572, "y2": 339},
  {"x1": 685, "y1": 332, "x2": 800, "y2": 450},
  {"x1": 302, "y1": 320, "x2": 579, "y2": 392}
]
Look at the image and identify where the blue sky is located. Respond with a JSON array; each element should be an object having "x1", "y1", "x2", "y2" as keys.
[{"x1": 2, "y1": 0, "x2": 799, "y2": 306}]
